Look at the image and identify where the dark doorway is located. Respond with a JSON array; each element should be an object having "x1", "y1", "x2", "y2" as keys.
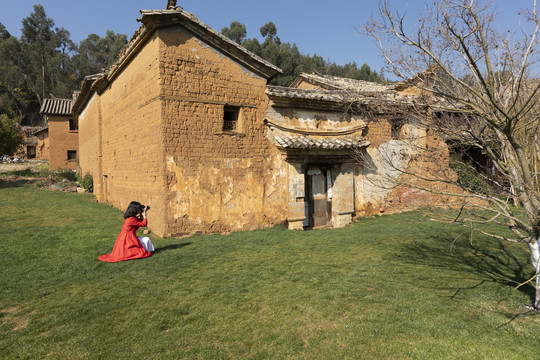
[{"x1": 27, "y1": 146, "x2": 36, "y2": 159}]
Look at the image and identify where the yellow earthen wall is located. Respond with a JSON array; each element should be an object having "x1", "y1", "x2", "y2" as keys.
[
  {"x1": 96, "y1": 34, "x2": 168, "y2": 235},
  {"x1": 36, "y1": 131, "x2": 49, "y2": 160},
  {"x1": 294, "y1": 81, "x2": 321, "y2": 90},
  {"x1": 363, "y1": 118, "x2": 393, "y2": 147},
  {"x1": 356, "y1": 116, "x2": 459, "y2": 216},
  {"x1": 47, "y1": 115, "x2": 78, "y2": 170},
  {"x1": 158, "y1": 27, "x2": 287, "y2": 235},
  {"x1": 78, "y1": 94, "x2": 102, "y2": 196}
]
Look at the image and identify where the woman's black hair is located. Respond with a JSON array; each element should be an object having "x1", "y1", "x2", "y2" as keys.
[{"x1": 124, "y1": 201, "x2": 144, "y2": 219}]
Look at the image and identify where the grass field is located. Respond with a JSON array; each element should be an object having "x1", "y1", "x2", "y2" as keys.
[{"x1": 2, "y1": 184, "x2": 540, "y2": 359}]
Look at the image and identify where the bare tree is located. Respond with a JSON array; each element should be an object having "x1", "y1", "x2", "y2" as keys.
[{"x1": 364, "y1": 0, "x2": 540, "y2": 307}]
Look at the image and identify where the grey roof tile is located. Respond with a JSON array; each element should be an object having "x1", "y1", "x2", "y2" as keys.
[
  {"x1": 292, "y1": 72, "x2": 393, "y2": 93},
  {"x1": 39, "y1": 98, "x2": 73, "y2": 116},
  {"x1": 270, "y1": 127, "x2": 369, "y2": 150}
]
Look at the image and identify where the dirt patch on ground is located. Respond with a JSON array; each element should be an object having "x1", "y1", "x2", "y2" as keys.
[
  {"x1": 1, "y1": 307, "x2": 34, "y2": 331},
  {"x1": 0, "y1": 175, "x2": 80, "y2": 191},
  {"x1": 0, "y1": 162, "x2": 38, "y2": 173},
  {"x1": 0, "y1": 175, "x2": 81, "y2": 192},
  {"x1": 0, "y1": 160, "x2": 83, "y2": 192}
]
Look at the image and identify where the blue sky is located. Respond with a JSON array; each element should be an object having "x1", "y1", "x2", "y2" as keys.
[{"x1": 1, "y1": 0, "x2": 535, "y2": 76}]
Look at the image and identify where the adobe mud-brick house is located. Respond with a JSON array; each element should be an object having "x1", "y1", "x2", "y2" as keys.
[
  {"x1": 74, "y1": 7, "x2": 285, "y2": 237},
  {"x1": 268, "y1": 71, "x2": 458, "y2": 224},
  {"x1": 39, "y1": 97, "x2": 78, "y2": 170},
  {"x1": 74, "y1": 5, "x2": 456, "y2": 237},
  {"x1": 17, "y1": 127, "x2": 39, "y2": 159}
]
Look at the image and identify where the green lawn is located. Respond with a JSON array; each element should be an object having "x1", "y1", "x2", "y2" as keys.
[{"x1": 1, "y1": 184, "x2": 540, "y2": 359}]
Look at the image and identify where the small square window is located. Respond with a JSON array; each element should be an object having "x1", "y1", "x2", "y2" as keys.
[
  {"x1": 223, "y1": 106, "x2": 240, "y2": 131},
  {"x1": 69, "y1": 118, "x2": 78, "y2": 131},
  {"x1": 67, "y1": 150, "x2": 77, "y2": 160}
]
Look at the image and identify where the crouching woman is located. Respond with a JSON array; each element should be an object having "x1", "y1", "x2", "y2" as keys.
[{"x1": 98, "y1": 201, "x2": 154, "y2": 262}]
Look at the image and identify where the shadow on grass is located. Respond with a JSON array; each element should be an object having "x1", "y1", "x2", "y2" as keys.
[
  {"x1": 496, "y1": 308, "x2": 538, "y2": 328},
  {"x1": 396, "y1": 234, "x2": 535, "y2": 301},
  {"x1": 153, "y1": 242, "x2": 192, "y2": 254}
]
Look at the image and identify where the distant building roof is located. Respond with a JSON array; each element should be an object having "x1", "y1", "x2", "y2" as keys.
[{"x1": 40, "y1": 98, "x2": 73, "y2": 116}]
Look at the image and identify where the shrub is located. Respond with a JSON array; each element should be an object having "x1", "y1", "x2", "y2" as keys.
[
  {"x1": 37, "y1": 163, "x2": 49, "y2": 177},
  {"x1": 78, "y1": 173, "x2": 93, "y2": 193},
  {"x1": 450, "y1": 158, "x2": 495, "y2": 195}
]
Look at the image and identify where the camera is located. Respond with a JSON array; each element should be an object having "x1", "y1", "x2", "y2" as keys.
[{"x1": 141, "y1": 204, "x2": 150, "y2": 211}]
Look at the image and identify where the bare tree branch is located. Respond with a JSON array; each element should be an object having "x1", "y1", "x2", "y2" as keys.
[{"x1": 362, "y1": 0, "x2": 540, "y2": 308}]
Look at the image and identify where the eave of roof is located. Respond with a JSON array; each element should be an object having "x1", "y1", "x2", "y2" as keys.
[
  {"x1": 267, "y1": 125, "x2": 369, "y2": 151},
  {"x1": 72, "y1": 73, "x2": 103, "y2": 115}
]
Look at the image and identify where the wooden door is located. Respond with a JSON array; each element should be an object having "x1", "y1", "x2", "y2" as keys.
[{"x1": 306, "y1": 167, "x2": 331, "y2": 228}]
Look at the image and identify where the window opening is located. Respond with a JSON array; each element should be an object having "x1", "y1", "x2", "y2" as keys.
[
  {"x1": 69, "y1": 118, "x2": 78, "y2": 131},
  {"x1": 67, "y1": 150, "x2": 77, "y2": 160},
  {"x1": 223, "y1": 106, "x2": 240, "y2": 131}
]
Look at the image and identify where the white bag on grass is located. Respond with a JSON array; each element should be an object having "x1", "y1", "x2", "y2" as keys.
[{"x1": 138, "y1": 236, "x2": 154, "y2": 252}]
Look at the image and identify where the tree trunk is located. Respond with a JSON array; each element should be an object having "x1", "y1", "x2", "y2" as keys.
[
  {"x1": 528, "y1": 241, "x2": 540, "y2": 309},
  {"x1": 536, "y1": 271, "x2": 540, "y2": 310}
]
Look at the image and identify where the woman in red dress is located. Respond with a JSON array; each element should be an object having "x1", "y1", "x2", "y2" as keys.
[{"x1": 99, "y1": 201, "x2": 153, "y2": 262}]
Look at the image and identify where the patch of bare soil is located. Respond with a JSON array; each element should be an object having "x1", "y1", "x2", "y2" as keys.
[
  {"x1": 0, "y1": 161, "x2": 82, "y2": 192},
  {"x1": 0, "y1": 162, "x2": 37, "y2": 173},
  {"x1": 0, "y1": 175, "x2": 81, "y2": 192},
  {"x1": 0, "y1": 307, "x2": 34, "y2": 331}
]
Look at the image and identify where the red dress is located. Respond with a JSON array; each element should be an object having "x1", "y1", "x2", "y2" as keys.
[{"x1": 98, "y1": 217, "x2": 152, "y2": 262}]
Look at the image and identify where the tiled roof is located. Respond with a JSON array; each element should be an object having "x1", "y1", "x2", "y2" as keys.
[
  {"x1": 274, "y1": 133, "x2": 369, "y2": 150},
  {"x1": 291, "y1": 72, "x2": 393, "y2": 93},
  {"x1": 268, "y1": 126, "x2": 369, "y2": 151},
  {"x1": 267, "y1": 81, "x2": 426, "y2": 109},
  {"x1": 289, "y1": 72, "x2": 455, "y2": 111},
  {"x1": 267, "y1": 86, "x2": 362, "y2": 103},
  {"x1": 40, "y1": 98, "x2": 73, "y2": 116}
]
